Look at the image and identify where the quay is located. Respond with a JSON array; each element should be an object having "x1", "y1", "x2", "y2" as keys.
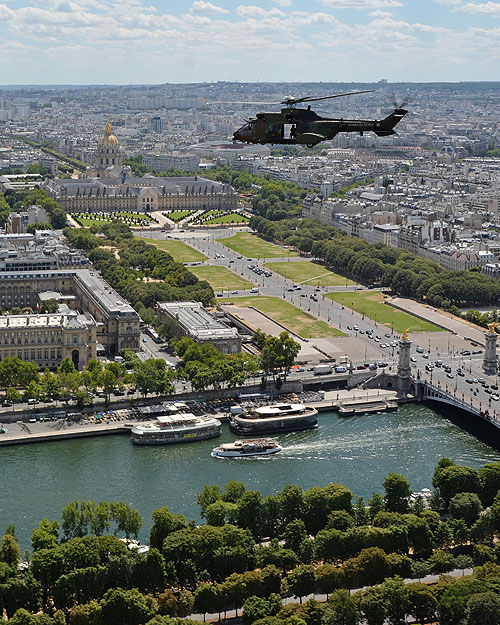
[{"x1": 0, "y1": 388, "x2": 399, "y2": 447}]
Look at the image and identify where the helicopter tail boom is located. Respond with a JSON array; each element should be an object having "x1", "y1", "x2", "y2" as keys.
[{"x1": 373, "y1": 108, "x2": 407, "y2": 137}]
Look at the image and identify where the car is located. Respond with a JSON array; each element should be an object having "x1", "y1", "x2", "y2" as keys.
[
  {"x1": 447, "y1": 373, "x2": 454, "y2": 379},
  {"x1": 472, "y1": 349, "x2": 483, "y2": 354},
  {"x1": 485, "y1": 388, "x2": 492, "y2": 394},
  {"x1": 416, "y1": 347, "x2": 424, "y2": 353},
  {"x1": 376, "y1": 335, "x2": 381, "y2": 340},
  {"x1": 472, "y1": 378, "x2": 479, "y2": 384},
  {"x1": 27, "y1": 398, "x2": 38, "y2": 405},
  {"x1": 287, "y1": 287, "x2": 294, "y2": 292},
  {"x1": 478, "y1": 378, "x2": 486, "y2": 384},
  {"x1": 229, "y1": 260, "x2": 234, "y2": 264},
  {"x1": 142, "y1": 337, "x2": 147, "y2": 342},
  {"x1": 247, "y1": 258, "x2": 252, "y2": 261},
  {"x1": 231, "y1": 290, "x2": 238, "y2": 294},
  {"x1": 347, "y1": 325, "x2": 352, "y2": 330},
  {"x1": 28, "y1": 418, "x2": 37, "y2": 423},
  {"x1": 457, "y1": 371, "x2": 465, "y2": 377},
  {"x1": 422, "y1": 353, "x2": 429, "y2": 359},
  {"x1": 380, "y1": 344, "x2": 386, "y2": 349},
  {"x1": 1, "y1": 400, "x2": 12, "y2": 407},
  {"x1": 359, "y1": 329, "x2": 365, "y2": 334},
  {"x1": 216, "y1": 293, "x2": 223, "y2": 297},
  {"x1": 492, "y1": 385, "x2": 499, "y2": 390},
  {"x1": 357, "y1": 365, "x2": 367, "y2": 370},
  {"x1": 237, "y1": 256, "x2": 242, "y2": 259},
  {"x1": 410, "y1": 356, "x2": 417, "y2": 362},
  {"x1": 374, "y1": 337, "x2": 380, "y2": 342},
  {"x1": 426, "y1": 364, "x2": 434, "y2": 372},
  {"x1": 385, "y1": 333, "x2": 391, "y2": 338},
  {"x1": 300, "y1": 293, "x2": 306, "y2": 298},
  {"x1": 461, "y1": 350, "x2": 471, "y2": 356},
  {"x1": 435, "y1": 360, "x2": 443, "y2": 367},
  {"x1": 315, "y1": 287, "x2": 321, "y2": 292},
  {"x1": 466, "y1": 378, "x2": 474, "y2": 384},
  {"x1": 377, "y1": 362, "x2": 388, "y2": 367},
  {"x1": 492, "y1": 394, "x2": 500, "y2": 401},
  {"x1": 353, "y1": 325, "x2": 359, "y2": 331}
]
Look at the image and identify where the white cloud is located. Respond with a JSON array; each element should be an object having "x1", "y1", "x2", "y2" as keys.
[
  {"x1": 236, "y1": 5, "x2": 285, "y2": 18},
  {"x1": 190, "y1": 1, "x2": 229, "y2": 14},
  {"x1": 272, "y1": 0, "x2": 292, "y2": 5},
  {"x1": 369, "y1": 9, "x2": 394, "y2": 15},
  {"x1": 432, "y1": 0, "x2": 463, "y2": 5},
  {"x1": 457, "y1": 2, "x2": 500, "y2": 14},
  {"x1": 321, "y1": 0, "x2": 402, "y2": 8}
]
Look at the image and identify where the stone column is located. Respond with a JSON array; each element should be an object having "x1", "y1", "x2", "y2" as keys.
[
  {"x1": 398, "y1": 333, "x2": 412, "y2": 394},
  {"x1": 483, "y1": 331, "x2": 498, "y2": 375}
]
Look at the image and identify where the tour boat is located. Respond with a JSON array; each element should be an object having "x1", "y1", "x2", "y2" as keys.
[
  {"x1": 211, "y1": 438, "x2": 282, "y2": 458},
  {"x1": 131, "y1": 413, "x2": 221, "y2": 445},
  {"x1": 230, "y1": 402, "x2": 318, "y2": 435}
]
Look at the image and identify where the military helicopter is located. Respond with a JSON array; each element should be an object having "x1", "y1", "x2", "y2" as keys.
[{"x1": 232, "y1": 90, "x2": 407, "y2": 148}]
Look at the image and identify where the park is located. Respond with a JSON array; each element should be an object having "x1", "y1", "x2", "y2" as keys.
[
  {"x1": 327, "y1": 291, "x2": 441, "y2": 333},
  {"x1": 137, "y1": 238, "x2": 207, "y2": 263},
  {"x1": 265, "y1": 260, "x2": 356, "y2": 287},
  {"x1": 219, "y1": 232, "x2": 298, "y2": 259},
  {"x1": 190, "y1": 266, "x2": 254, "y2": 291},
  {"x1": 221, "y1": 295, "x2": 346, "y2": 339}
]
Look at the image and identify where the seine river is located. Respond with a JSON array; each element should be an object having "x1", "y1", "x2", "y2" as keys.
[{"x1": 3, "y1": 403, "x2": 500, "y2": 549}]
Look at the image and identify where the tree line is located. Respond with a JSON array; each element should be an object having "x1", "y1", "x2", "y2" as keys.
[
  {"x1": 250, "y1": 216, "x2": 500, "y2": 308},
  {"x1": 4, "y1": 459, "x2": 500, "y2": 623}
]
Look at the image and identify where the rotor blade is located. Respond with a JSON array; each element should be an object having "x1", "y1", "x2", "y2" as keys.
[
  {"x1": 287, "y1": 90, "x2": 374, "y2": 104},
  {"x1": 208, "y1": 100, "x2": 283, "y2": 105}
]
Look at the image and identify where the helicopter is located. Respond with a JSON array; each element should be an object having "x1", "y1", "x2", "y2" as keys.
[{"x1": 232, "y1": 90, "x2": 407, "y2": 148}]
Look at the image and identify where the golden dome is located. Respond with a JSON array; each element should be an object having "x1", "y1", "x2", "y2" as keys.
[{"x1": 98, "y1": 120, "x2": 119, "y2": 147}]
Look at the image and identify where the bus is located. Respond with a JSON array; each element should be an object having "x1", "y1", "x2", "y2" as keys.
[{"x1": 144, "y1": 326, "x2": 162, "y2": 344}]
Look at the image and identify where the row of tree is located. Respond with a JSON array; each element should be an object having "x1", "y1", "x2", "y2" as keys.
[
  {"x1": 63, "y1": 221, "x2": 214, "y2": 309},
  {"x1": 2, "y1": 188, "x2": 67, "y2": 230},
  {"x1": 4, "y1": 457, "x2": 500, "y2": 623},
  {"x1": 250, "y1": 215, "x2": 500, "y2": 307}
]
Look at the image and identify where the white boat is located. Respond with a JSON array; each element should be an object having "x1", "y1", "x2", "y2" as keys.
[
  {"x1": 230, "y1": 402, "x2": 318, "y2": 435},
  {"x1": 211, "y1": 438, "x2": 282, "y2": 458},
  {"x1": 131, "y1": 413, "x2": 221, "y2": 445}
]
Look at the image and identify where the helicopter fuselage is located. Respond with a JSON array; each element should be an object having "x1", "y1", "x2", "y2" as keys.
[{"x1": 233, "y1": 106, "x2": 407, "y2": 147}]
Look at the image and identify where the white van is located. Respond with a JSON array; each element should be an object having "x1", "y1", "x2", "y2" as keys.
[{"x1": 250, "y1": 288, "x2": 259, "y2": 294}]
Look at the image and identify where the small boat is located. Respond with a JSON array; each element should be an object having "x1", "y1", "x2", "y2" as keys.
[{"x1": 211, "y1": 438, "x2": 282, "y2": 458}]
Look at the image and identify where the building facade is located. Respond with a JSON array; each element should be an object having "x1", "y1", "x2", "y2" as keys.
[{"x1": 0, "y1": 310, "x2": 97, "y2": 370}]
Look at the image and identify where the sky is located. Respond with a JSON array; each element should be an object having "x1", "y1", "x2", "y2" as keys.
[{"x1": 1, "y1": 0, "x2": 500, "y2": 85}]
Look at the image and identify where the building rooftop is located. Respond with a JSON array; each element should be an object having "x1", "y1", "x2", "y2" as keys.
[
  {"x1": 159, "y1": 301, "x2": 238, "y2": 341},
  {"x1": 0, "y1": 310, "x2": 94, "y2": 330}
]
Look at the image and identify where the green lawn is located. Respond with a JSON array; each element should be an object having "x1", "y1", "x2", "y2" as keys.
[
  {"x1": 190, "y1": 266, "x2": 254, "y2": 291},
  {"x1": 219, "y1": 232, "x2": 298, "y2": 259},
  {"x1": 201, "y1": 212, "x2": 249, "y2": 225},
  {"x1": 135, "y1": 237, "x2": 207, "y2": 263},
  {"x1": 221, "y1": 296, "x2": 346, "y2": 338},
  {"x1": 164, "y1": 210, "x2": 192, "y2": 222},
  {"x1": 265, "y1": 260, "x2": 356, "y2": 287},
  {"x1": 73, "y1": 212, "x2": 154, "y2": 228},
  {"x1": 326, "y1": 291, "x2": 442, "y2": 333}
]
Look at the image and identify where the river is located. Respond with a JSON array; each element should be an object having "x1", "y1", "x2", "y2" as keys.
[{"x1": 2, "y1": 403, "x2": 500, "y2": 549}]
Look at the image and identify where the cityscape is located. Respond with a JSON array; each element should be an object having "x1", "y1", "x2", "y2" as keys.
[{"x1": 2, "y1": 2, "x2": 500, "y2": 623}]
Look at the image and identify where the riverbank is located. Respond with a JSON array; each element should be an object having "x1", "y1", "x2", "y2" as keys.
[{"x1": 0, "y1": 389, "x2": 399, "y2": 447}]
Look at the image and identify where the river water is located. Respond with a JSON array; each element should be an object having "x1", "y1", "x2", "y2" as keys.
[{"x1": 2, "y1": 403, "x2": 500, "y2": 549}]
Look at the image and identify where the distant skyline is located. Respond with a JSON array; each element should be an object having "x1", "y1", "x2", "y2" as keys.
[{"x1": 1, "y1": 0, "x2": 500, "y2": 85}]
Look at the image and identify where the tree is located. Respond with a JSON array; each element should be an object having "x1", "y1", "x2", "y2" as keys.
[
  {"x1": 222, "y1": 572, "x2": 247, "y2": 616},
  {"x1": 455, "y1": 554, "x2": 474, "y2": 575},
  {"x1": 69, "y1": 601, "x2": 103, "y2": 625},
  {"x1": 368, "y1": 493, "x2": 385, "y2": 520},
  {"x1": 428, "y1": 549, "x2": 455, "y2": 574},
  {"x1": 358, "y1": 586, "x2": 387, "y2": 625},
  {"x1": 260, "y1": 332, "x2": 300, "y2": 381},
  {"x1": 1, "y1": 533, "x2": 20, "y2": 567},
  {"x1": 466, "y1": 592, "x2": 500, "y2": 625},
  {"x1": 432, "y1": 463, "x2": 480, "y2": 504},
  {"x1": 411, "y1": 560, "x2": 430, "y2": 582},
  {"x1": 150, "y1": 506, "x2": 188, "y2": 550},
  {"x1": 323, "y1": 589, "x2": 359, "y2": 625},
  {"x1": 449, "y1": 492, "x2": 482, "y2": 525},
  {"x1": 379, "y1": 577, "x2": 409, "y2": 625},
  {"x1": 110, "y1": 501, "x2": 143, "y2": 538},
  {"x1": 315, "y1": 564, "x2": 343, "y2": 599},
  {"x1": 287, "y1": 565, "x2": 316, "y2": 603},
  {"x1": 383, "y1": 473, "x2": 411, "y2": 513},
  {"x1": 31, "y1": 518, "x2": 59, "y2": 551},
  {"x1": 407, "y1": 582, "x2": 437, "y2": 624},
  {"x1": 134, "y1": 359, "x2": 175, "y2": 397},
  {"x1": 100, "y1": 588, "x2": 156, "y2": 625},
  {"x1": 479, "y1": 462, "x2": 500, "y2": 507},
  {"x1": 242, "y1": 596, "x2": 271, "y2": 625}
]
